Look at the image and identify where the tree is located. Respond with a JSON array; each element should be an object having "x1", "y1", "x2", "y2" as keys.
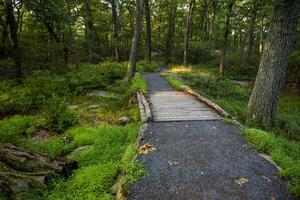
[
  {"x1": 183, "y1": 0, "x2": 196, "y2": 66},
  {"x1": 144, "y1": 0, "x2": 151, "y2": 61},
  {"x1": 219, "y1": 0, "x2": 234, "y2": 76},
  {"x1": 246, "y1": 0, "x2": 300, "y2": 128},
  {"x1": 6, "y1": 0, "x2": 22, "y2": 77},
  {"x1": 126, "y1": 0, "x2": 144, "y2": 80},
  {"x1": 111, "y1": 0, "x2": 120, "y2": 62},
  {"x1": 165, "y1": 2, "x2": 177, "y2": 64},
  {"x1": 243, "y1": 0, "x2": 259, "y2": 64}
]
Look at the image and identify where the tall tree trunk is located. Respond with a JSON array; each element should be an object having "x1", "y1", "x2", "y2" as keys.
[
  {"x1": 202, "y1": 0, "x2": 209, "y2": 40},
  {"x1": 0, "y1": 20, "x2": 8, "y2": 58},
  {"x1": 243, "y1": 2, "x2": 258, "y2": 65},
  {"x1": 183, "y1": 0, "x2": 196, "y2": 66},
  {"x1": 246, "y1": 0, "x2": 300, "y2": 128},
  {"x1": 6, "y1": 0, "x2": 22, "y2": 77},
  {"x1": 66, "y1": 0, "x2": 79, "y2": 68},
  {"x1": 83, "y1": 0, "x2": 97, "y2": 61},
  {"x1": 259, "y1": 7, "x2": 265, "y2": 53},
  {"x1": 111, "y1": 0, "x2": 120, "y2": 62},
  {"x1": 208, "y1": 0, "x2": 218, "y2": 41},
  {"x1": 126, "y1": 0, "x2": 144, "y2": 80},
  {"x1": 144, "y1": 0, "x2": 151, "y2": 61},
  {"x1": 165, "y1": 3, "x2": 177, "y2": 64},
  {"x1": 219, "y1": 0, "x2": 234, "y2": 76}
]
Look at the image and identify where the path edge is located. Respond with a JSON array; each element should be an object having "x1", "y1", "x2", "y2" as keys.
[{"x1": 137, "y1": 92, "x2": 152, "y2": 122}]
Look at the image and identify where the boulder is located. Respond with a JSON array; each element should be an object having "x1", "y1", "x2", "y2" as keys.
[
  {"x1": 88, "y1": 104, "x2": 101, "y2": 110},
  {"x1": 119, "y1": 117, "x2": 130, "y2": 125}
]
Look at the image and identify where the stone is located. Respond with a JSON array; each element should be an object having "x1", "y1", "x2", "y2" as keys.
[
  {"x1": 233, "y1": 81, "x2": 249, "y2": 88},
  {"x1": 68, "y1": 105, "x2": 79, "y2": 110},
  {"x1": 88, "y1": 104, "x2": 101, "y2": 110},
  {"x1": 86, "y1": 90, "x2": 111, "y2": 98},
  {"x1": 62, "y1": 136, "x2": 71, "y2": 144},
  {"x1": 119, "y1": 116, "x2": 130, "y2": 125}
]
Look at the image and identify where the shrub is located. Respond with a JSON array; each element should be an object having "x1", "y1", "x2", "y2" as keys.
[
  {"x1": 45, "y1": 95, "x2": 76, "y2": 133},
  {"x1": 24, "y1": 70, "x2": 70, "y2": 99},
  {"x1": 0, "y1": 86, "x2": 35, "y2": 114},
  {"x1": 0, "y1": 115, "x2": 46, "y2": 143},
  {"x1": 137, "y1": 60, "x2": 158, "y2": 72}
]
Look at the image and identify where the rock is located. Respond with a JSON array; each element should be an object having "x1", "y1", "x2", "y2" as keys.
[
  {"x1": 68, "y1": 105, "x2": 79, "y2": 110},
  {"x1": 119, "y1": 117, "x2": 130, "y2": 125},
  {"x1": 72, "y1": 145, "x2": 92, "y2": 154},
  {"x1": 233, "y1": 81, "x2": 249, "y2": 88},
  {"x1": 62, "y1": 136, "x2": 71, "y2": 144},
  {"x1": 88, "y1": 104, "x2": 101, "y2": 110},
  {"x1": 86, "y1": 90, "x2": 110, "y2": 98}
]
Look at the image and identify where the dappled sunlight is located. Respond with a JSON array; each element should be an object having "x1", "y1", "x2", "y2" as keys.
[{"x1": 168, "y1": 66, "x2": 193, "y2": 73}]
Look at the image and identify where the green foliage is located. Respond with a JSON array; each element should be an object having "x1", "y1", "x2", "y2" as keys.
[
  {"x1": 66, "y1": 63, "x2": 126, "y2": 95},
  {"x1": 45, "y1": 95, "x2": 76, "y2": 133},
  {"x1": 0, "y1": 115, "x2": 46, "y2": 143},
  {"x1": 244, "y1": 128, "x2": 300, "y2": 196},
  {"x1": 165, "y1": 76, "x2": 184, "y2": 91},
  {"x1": 46, "y1": 124, "x2": 140, "y2": 200},
  {"x1": 130, "y1": 74, "x2": 148, "y2": 94},
  {"x1": 0, "y1": 62, "x2": 127, "y2": 114},
  {"x1": 137, "y1": 60, "x2": 158, "y2": 72}
]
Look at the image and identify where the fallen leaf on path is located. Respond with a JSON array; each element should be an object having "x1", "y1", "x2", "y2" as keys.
[
  {"x1": 263, "y1": 175, "x2": 271, "y2": 182},
  {"x1": 234, "y1": 178, "x2": 249, "y2": 186},
  {"x1": 138, "y1": 143, "x2": 156, "y2": 154}
]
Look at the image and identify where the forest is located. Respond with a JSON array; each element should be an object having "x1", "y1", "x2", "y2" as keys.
[{"x1": 0, "y1": 0, "x2": 299, "y2": 199}]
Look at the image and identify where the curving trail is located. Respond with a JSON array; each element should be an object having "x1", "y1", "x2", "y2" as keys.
[{"x1": 128, "y1": 72, "x2": 293, "y2": 200}]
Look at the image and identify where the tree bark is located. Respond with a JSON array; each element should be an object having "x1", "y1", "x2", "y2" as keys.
[
  {"x1": 259, "y1": 7, "x2": 265, "y2": 53},
  {"x1": 6, "y1": 0, "x2": 22, "y2": 78},
  {"x1": 0, "y1": 19, "x2": 8, "y2": 58},
  {"x1": 246, "y1": 0, "x2": 300, "y2": 128},
  {"x1": 83, "y1": 0, "x2": 98, "y2": 61},
  {"x1": 0, "y1": 143, "x2": 77, "y2": 199},
  {"x1": 144, "y1": 0, "x2": 152, "y2": 61},
  {"x1": 208, "y1": 0, "x2": 218, "y2": 41},
  {"x1": 126, "y1": 0, "x2": 144, "y2": 80},
  {"x1": 202, "y1": 0, "x2": 209, "y2": 40},
  {"x1": 219, "y1": 0, "x2": 234, "y2": 76},
  {"x1": 243, "y1": 2, "x2": 258, "y2": 65},
  {"x1": 111, "y1": 0, "x2": 120, "y2": 62},
  {"x1": 183, "y1": 0, "x2": 196, "y2": 66},
  {"x1": 165, "y1": 3, "x2": 177, "y2": 64}
]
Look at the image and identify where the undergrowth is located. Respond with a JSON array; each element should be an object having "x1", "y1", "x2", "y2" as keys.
[{"x1": 0, "y1": 63, "x2": 148, "y2": 199}]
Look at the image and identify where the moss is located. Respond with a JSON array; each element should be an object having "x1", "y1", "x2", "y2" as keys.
[{"x1": 243, "y1": 128, "x2": 300, "y2": 196}]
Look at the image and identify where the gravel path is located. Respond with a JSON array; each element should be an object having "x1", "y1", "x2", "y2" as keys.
[{"x1": 128, "y1": 72, "x2": 293, "y2": 200}]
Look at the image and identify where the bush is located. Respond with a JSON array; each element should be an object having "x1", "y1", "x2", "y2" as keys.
[
  {"x1": 66, "y1": 62, "x2": 126, "y2": 95},
  {"x1": 45, "y1": 95, "x2": 76, "y2": 133},
  {"x1": 0, "y1": 115, "x2": 46, "y2": 143},
  {"x1": 137, "y1": 60, "x2": 158, "y2": 72},
  {"x1": 0, "y1": 86, "x2": 35, "y2": 114},
  {"x1": 24, "y1": 70, "x2": 70, "y2": 99}
]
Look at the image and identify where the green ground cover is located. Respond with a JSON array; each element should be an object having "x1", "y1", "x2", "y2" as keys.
[{"x1": 0, "y1": 61, "x2": 153, "y2": 199}]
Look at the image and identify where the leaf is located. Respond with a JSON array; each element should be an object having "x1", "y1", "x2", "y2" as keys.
[
  {"x1": 234, "y1": 178, "x2": 249, "y2": 186},
  {"x1": 138, "y1": 143, "x2": 156, "y2": 154}
]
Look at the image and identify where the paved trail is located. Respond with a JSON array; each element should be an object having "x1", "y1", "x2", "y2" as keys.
[{"x1": 128, "y1": 72, "x2": 293, "y2": 200}]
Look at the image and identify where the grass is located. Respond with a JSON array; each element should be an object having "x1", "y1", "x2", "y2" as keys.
[
  {"x1": 46, "y1": 124, "x2": 144, "y2": 200},
  {"x1": 244, "y1": 128, "x2": 300, "y2": 196},
  {"x1": 165, "y1": 64, "x2": 300, "y2": 196},
  {"x1": 0, "y1": 63, "x2": 148, "y2": 199}
]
